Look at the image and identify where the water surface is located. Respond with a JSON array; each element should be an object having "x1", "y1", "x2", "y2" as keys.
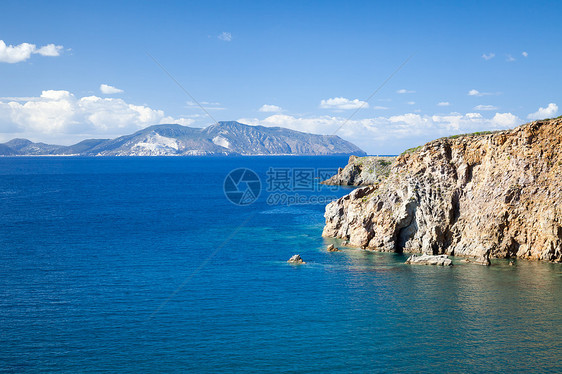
[{"x1": 0, "y1": 157, "x2": 560, "y2": 373}]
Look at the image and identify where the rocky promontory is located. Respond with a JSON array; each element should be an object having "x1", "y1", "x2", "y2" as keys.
[
  {"x1": 323, "y1": 118, "x2": 562, "y2": 262},
  {"x1": 321, "y1": 155, "x2": 395, "y2": 186}
]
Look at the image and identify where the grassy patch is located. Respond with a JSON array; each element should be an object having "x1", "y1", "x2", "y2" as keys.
[
  {"x1": 447, "y1": 131, "x2": 496, "y2": 139},
  {"x1": 377, "y1": 160, "x2": 392, "y2": 167},
  {"x1": 400, "y1": 145, "x2": 422, "y2": 155}
]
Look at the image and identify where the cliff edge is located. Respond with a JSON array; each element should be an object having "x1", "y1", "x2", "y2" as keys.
[
  {"x1": 323, "y1": 118, "x2": 562, "y2": 262},
  {"x1": 321, "y1": 155, "x2": 395, "y2": 186}
]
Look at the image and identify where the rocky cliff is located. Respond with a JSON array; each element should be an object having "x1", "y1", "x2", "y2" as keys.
[
  {"x1": 323, "y1": 118, "x2": 562, "y2": 262},
  {"x1": 321, "y1": 155, "x2": 396, "y2": 186}
]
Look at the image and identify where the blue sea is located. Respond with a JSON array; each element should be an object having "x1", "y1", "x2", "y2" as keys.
[{"x1": 0, "y1": 157, "x2": 561, "y2": 373}]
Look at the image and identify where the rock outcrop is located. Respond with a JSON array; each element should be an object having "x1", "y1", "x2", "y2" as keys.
[
  {"x1": 405, "y1": 254, "x2": 453, "y2": 266},
  {"x1": 287, "y1": 254, "x2": 306, "y2": 264},
  {"x1": 323, "y1": 118, "x2": 562, "y2": 262},
  {"x1": 321, "y1": 155, "x2": 395, "y2": 186},
  {"x1": 327, "y1": 244, "x2": 339, "y2": 252}
]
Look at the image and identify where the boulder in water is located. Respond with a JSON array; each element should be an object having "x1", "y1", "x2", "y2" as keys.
[
  {"x1": 327, "y1": 244, "x2": 339, "y2": 252},
  {"x1": 405, "y1": 254, "x2": 453, "y2": 266},
  {"x1": 287, "y1": 254, "x2": 306, "y2": 264}
]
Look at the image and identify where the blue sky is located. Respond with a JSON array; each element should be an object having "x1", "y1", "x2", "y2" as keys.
[{"x1": 1, "y1": 0, "x2": 560, "y2": 154}]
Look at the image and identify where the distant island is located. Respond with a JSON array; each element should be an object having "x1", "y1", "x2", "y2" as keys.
[
  {"x1": 322, "y1": 117, "x2": 562, "y2": 263},
  {"x1": 0, "y1": 121, "x2": 365, "y2": 156}
]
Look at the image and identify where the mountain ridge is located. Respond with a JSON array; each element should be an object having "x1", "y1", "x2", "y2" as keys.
[{"x1": 0, "y1": 121, "x2": 365, "y2": 156}]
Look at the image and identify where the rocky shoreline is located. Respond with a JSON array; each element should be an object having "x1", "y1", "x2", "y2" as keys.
[{"x1": 322, "y1": 118, "x2": 562, "y2": 263}]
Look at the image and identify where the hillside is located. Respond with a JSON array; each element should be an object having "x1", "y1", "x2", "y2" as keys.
[{"x1": 0, "y1": 121, "x2": 365, "y2": 156}]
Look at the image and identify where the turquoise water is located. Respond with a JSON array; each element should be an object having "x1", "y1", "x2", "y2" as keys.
[{"x1": 0, "y1": 157, "x2": 561, "y2": 373}]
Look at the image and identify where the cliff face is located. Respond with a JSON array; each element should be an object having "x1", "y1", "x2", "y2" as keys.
[
  {"x1": 323, "y1": 118, "x2": 562, "y2": 262},
  {"x1": 321, "y1": 155, "x2": 395, "y2": 186}
]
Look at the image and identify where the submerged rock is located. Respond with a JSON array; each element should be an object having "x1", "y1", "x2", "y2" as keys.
[
  {"x1": 287, "y1": 254, "x2": 306, "y2": 264},
  {"x1": 405, "y1": 254, "x2": 453, "y2": 266}
]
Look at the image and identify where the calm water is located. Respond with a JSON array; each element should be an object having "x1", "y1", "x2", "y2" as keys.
[{"x1": 0, "y1": 157, "x2": 561, "y2": 373}]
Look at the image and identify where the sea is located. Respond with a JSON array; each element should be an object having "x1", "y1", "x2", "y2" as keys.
[{"x1": 0, "y1": 156, "x2": 561, "y2": 373}]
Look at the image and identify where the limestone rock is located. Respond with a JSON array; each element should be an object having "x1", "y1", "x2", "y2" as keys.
[
  {"x1": 323, "y1": 118, "x2": 562, "y2": 262},
  {"x1": 287, "y1": 254, "x2": 306, "y2": 264},
  {"x1": 474, "y1": 251, "x2": 491, "y2": 266},
  {"x1": 405, "y1": 254, "x2": 453, "y2": 266}
]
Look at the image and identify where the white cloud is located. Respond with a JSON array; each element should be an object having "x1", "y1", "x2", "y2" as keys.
[
  {"x1": 482, "y1": 53, "x2": 495, "y2": 60},
  {"x1": 474, "y1": 104, "x2": 499, "y2": 111},
  {"x1": 35, "y1": 44, "x2": 63, "y2": 57},
  {"x1": 239, "y1": 111, "x2": 521, "y2": 154},
  {"x1": 468, "y1": 89, "x2": 497, "y2": 97},
  {"x1": 407, "y1": 101, "x2": 416, "y2": 105},
  {"x1": 100, "y1": 84, "x2": 124, "y2": 94},
  {"x1": 320, "y1": 97, "x2": 368, "y2": 110},
  {"x1": 492, "y1": 112, "x2": 519, "y2": 127},
  {"x1": 218, "y1": 32, "x2": 232, "y2": 42},
  {"x1": 0, "y1": 40, "x2": 63, "y2": 63},
  {"x1": 0, "y1": 90, "x2": 194, "y2": 140},
  {"x1": 522, "y1": 51, "x2": 528, "y2": 57},
  {"x1": 373, "y1": 106, "x2": 389, "y2": 110},
  {"x1": 527, "y1": 103, "x2": 558, "y2": 120},
  {"x1": 397, "y1": 89, "x2": 415, "y2": 94},
  {"x1": 506, "y1": 54, "x2": 516, "y2": 62},
  {"x1": 437, "y1": 102, "x2": 450, "y2": 106},
  {"x1": 259, "y1": 104, "x2": 283, "y2": 113}
]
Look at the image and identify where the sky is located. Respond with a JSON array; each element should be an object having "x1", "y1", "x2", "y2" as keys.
[{"x1": 0, "y1": 0, "x2": 560, "y2": 154}]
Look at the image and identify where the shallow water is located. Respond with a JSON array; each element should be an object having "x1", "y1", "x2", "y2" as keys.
[{"x1": 0, "y1": 157, "x2": 560, "y2": 373}]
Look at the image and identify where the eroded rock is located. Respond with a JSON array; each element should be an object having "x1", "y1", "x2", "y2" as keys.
[
  {"x1": 405, "y1": 254, "x2": 453, "y2": 266},
  {"x1": 323, "y1": 119, "x2": 562, "y2": 262}
]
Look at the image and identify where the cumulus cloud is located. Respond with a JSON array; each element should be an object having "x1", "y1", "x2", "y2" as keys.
[
  {"x1": 100, "y1": 84, "x2": 124, "y2": 94},
  {"x1": 506, "y1": 54, "x2": 516, "y2": 62},
  {"x1": 522, "y1": 51, "x2": 528, "y2": 57},
  {"x1": 0, "y1": 90, "x2": 194, "y2": 139},
  {"x1": 320, "y1": 97, "x2": 368, "y2": 110},
  {"x1": 437, "y1": 102, "x2": 450, "y2": 106},
  {"x1": 239, "y1": 111, "x2": 521, "y2": 154},
  {"x1": 259, "y1": 104, "x2": 283, "y2": 112},
  {"x1": 218, "y1": 32, "x2": 232, "y2": 41},
  {"x1": 407, "y1": 101, "x2": 416, "y2": 105},
  {"x1": 482, "y1": 53, "x2": 495, "y2": 60},
  {"x1": 35, "y1": 44, "x2": 63, "y2": 57},
  {"x1": 396, "y1": 89, "x2": 415, "y2": 94},
  {"x1": 474, "y1": 104, "x2": 498, "y2": 111},
  {"x1": 0, "y1": 40, "x2": 63, "y2": 63},
  {"x1": 527, "y1": 103, "x2": 558, "y2": 120}
]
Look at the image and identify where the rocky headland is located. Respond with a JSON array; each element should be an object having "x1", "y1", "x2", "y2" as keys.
[
  {"x1": 323, "y1": 118, "x2": 562, "y2": 262},
  {"x1": 321, "y1": 155, "x2": 395, "y2": 186}
]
